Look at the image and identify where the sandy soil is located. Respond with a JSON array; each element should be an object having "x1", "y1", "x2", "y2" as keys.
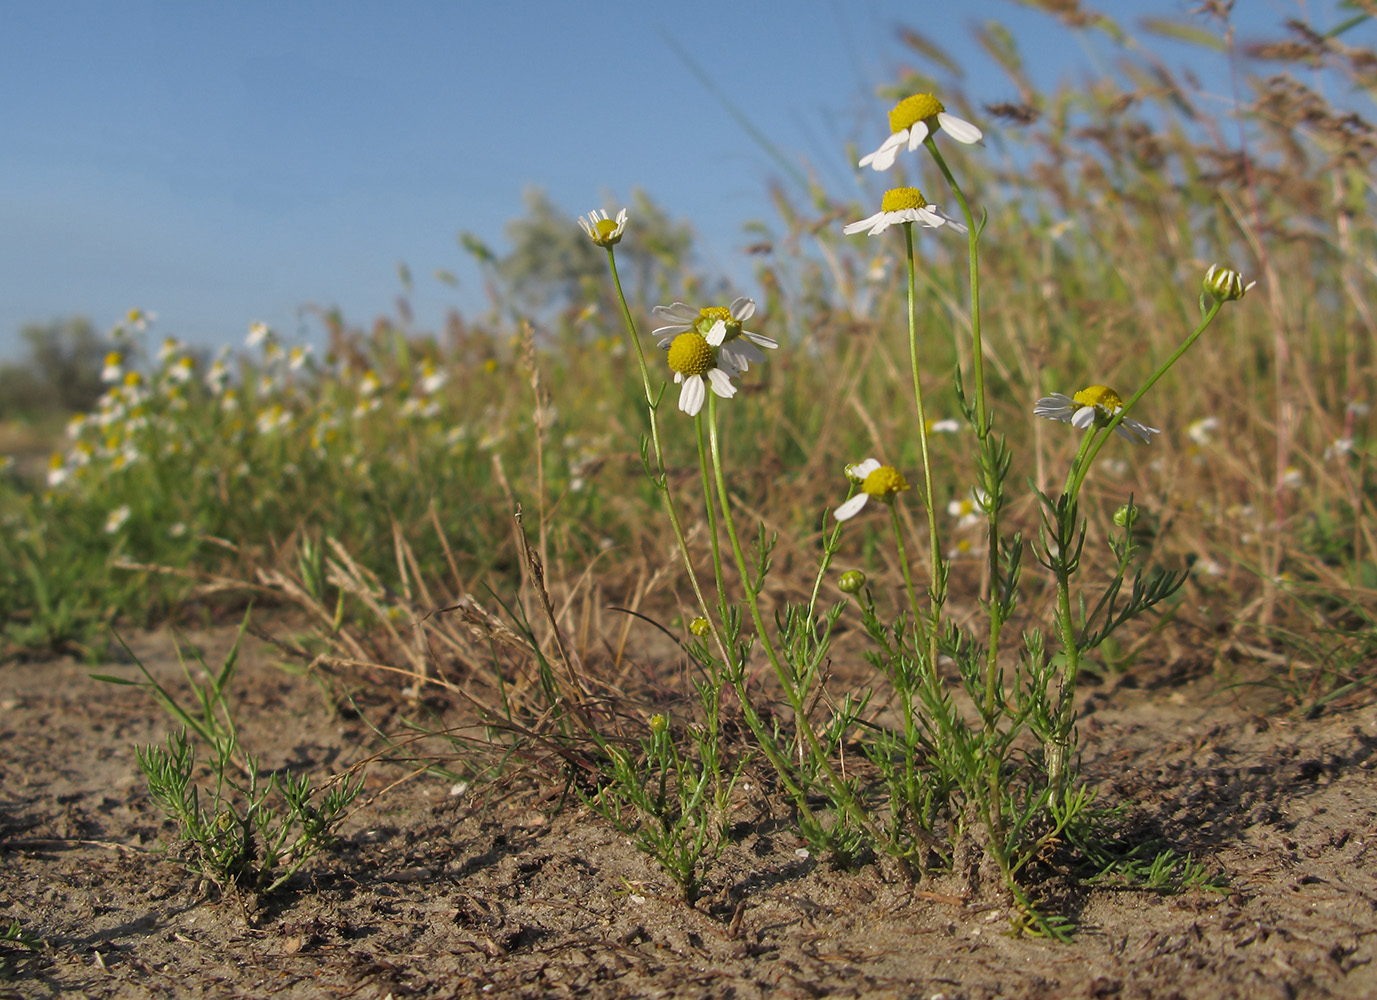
[{"x1": 2, "y1": 626, "x2": 1375, "y2": 999}]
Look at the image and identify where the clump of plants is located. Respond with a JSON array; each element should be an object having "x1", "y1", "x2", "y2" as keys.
[
  {"x1": 569, "y1": 90, "x2": 1254, "y2": 932},
  {"x1": 96, "y1": 613, "x2": 362, "y2": 900}
]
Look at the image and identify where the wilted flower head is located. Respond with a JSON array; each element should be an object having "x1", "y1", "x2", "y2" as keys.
[
  {"x1": 1034, "y1": 385, "x2": 1160, "y2": 444},
  {"x1": 835, "y1": 458, "x2": 910, "y2": 520}
]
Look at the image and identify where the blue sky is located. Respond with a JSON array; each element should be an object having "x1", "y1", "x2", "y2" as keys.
[{"x1": 0, "y1": 0, "x2": 1335, "y2": 360}]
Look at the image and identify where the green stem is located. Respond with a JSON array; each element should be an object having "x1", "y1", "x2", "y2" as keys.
[
  {"x1": 1068, "y1": 299, "x2": 1225, "y2": 503},
  {"x1": 708, "y1": 394, "x2": 877, "y2": 841},
  {"x1": 924, "y1": 137, "x2": 1002, "y2": 731},
  {"x1": 902, "y1": 222, "x2": 945, "y2": 681}
]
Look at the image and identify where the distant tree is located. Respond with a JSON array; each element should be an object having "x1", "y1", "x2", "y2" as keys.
[{"x1": 0, "y1": 317, "x2": 107, "y2": 419}]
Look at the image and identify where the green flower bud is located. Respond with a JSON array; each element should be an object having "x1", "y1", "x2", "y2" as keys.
[
  {"x1": 689, "y1": 617, "x2": 710, "y2": 637},
  {"x1": 1113, "y1": 504, "x2": 1138, "y2": 528},
  {"x1": 838, "y1": 570, "x2": 867, "y2": 594},
  {"x1": 1203, "y1": 264, "x2": 1255, "y2": 302},
  {"x1": 650, "y1": 714, "x2": 668, "y2": 734}
]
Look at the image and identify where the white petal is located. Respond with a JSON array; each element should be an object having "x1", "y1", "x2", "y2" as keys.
[
  {"x1": 1071, "y1": 407, "x2": 1097, "y2": 430},
  {"x1": 906, "y1": 121, "x2": 930, "y2": 150},
  {"x1": 679, "y1": 376, "x2": 705, "y2": 415},
  {"x1": 744, "y1": 331, "x2": 778, "y2": 350},
  {"x1": 859, "y1": 132, "x2": 907, "y2": 171},
  {"x1": 1115, "y1": 419, "x2": 1160, "y2": 444},
  {"x1": 843, "y1": 211, "x2": 887, "y2": 235},
  {"x1": 656, "y1": 334, "x2": 676, "y2": 349},
  {"x1": 833, "y1": 493, "x2": 870, "y2": 521},
  {"x1": 730, "y1": 297, "x2": 755, "y2": 322},
  {"x1": 721, "y1": 341, "x2": 765, "y2": 371},
  {"x1": 707, "y1": 367, "x2": 738, "y2": 399},
  {"x1": 847, "y1": 458, "x2": 882, "y2": 481},
  {"x1": 705, "y1": 319, "x2": 727, "y2": 347},
  {"x1": 932, "y1": 207, "x2": 969, "y2": 234},
  {"x1": 938, "y1": 112, "x2": 983, "y2": 144}
]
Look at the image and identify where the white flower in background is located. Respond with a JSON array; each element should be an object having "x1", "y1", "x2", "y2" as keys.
[
  {"x1": 664, "y1": 332, "x2": 738, "y2": 416},
  {"x1": 205, "y1": 359, "x2": 230, "y2": 394},
  {"x1": 359, "y1": 370, "x2": 382, "y2": 397},
  {"x1": 1281, "y1": 466, "x2": 1304, "y2": 489},
  {"x1": 47, "y1": 453, "x2": 69, "y2": 487},
  {"x1": 947, "y1": 489, "x2": 988, "y2": 529},
  {"x1": 859, "y1": 93, "x2": 982, "y2": 171},
  {"x1": 156, "y1": 337, "x2": 180, "y2": 364},
  {"x1": 125, "y1": 308, "x2": 155, "y2": 332},
  {"x1": 165, "y1": 356, "x2": 194, "y2": 384},
  {"x1": 1186, "y1": 417, "x2": 1218, "y2": 446},
  {"x1": 256, "y1": 404, "x2": 293, "y2": 434},
  {"x1": 169, "y1": 522, "x2": 187, "y2": 538},
  {"x1": 286, "y1": 345, "x2": 310, "y2": 371},
  {"x1": 246, "y1": 322, "x2": 272, "y2": 348},
  {"x1": 101, "y1": 352, "x2": 124, "y2": 384},
  {"x1": 1033, "y1": 385, "x2": 1160, "y2": 444},
  {"x1": 104, "y1": 505, "x2": 132, "y2": 534},
  {"x1": 418, "y1": 360, "x2": 448, "y2": 395},
  {"x1": 1325, "y1": 437, "x2": 1356, "y2": 460},
  {"x1": 1346, "y1": 401, "x2": 1370, "y2": 417},
  {"x1": 928, "y1": 418, "x2": 962, "y2": 433},
  {"x1": 835, "y1": 458, "x2": 910, "y2": 521},
  {"x1": 66, "y1": 414, "x2": 88, "y2": 439},
  {"x1": 843, "y1": 186, "x2": 966, "y2": 237},
  {"x1": 577, "y1": 207, "x2": 628, "y2": 247}
]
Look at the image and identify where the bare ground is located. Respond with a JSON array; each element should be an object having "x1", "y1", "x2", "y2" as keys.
[{"x1": 2, "y1": 626, "x2": 1375, "y2": 999}]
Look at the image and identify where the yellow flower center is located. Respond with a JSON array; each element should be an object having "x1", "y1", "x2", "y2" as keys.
[
  {"x1": 667, "y1": 332, "x2": 715, "y2": 377},
  {"x1": 697, "y1": 305, "x2": 741, "y2": 340},
  {"x1": 1073, "y1": 385, "x2": 1124, "y2": 412},
  {"x1": 881, "y1": 187, "x2": 929, "y2": 212},
  {"x1": 594, "y1": 218, "x2": 620, "y2": 241},
  {"x1": 889, "y1": 93, "x2": 945, "y2": 134},
  {"x1": 105, "y1": 352, "x2": 121, "y2": 367},
  {"x1": 861, "y1": 465, "x2": 910, "y2": 498}
]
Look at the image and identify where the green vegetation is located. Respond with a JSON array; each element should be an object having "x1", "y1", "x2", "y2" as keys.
[{"x1": 3, "y1": 3, "x2": 1374, "y2": 930}]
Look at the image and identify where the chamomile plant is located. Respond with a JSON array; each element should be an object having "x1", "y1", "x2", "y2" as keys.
[{"x1": 576, "y1": 89, "x2": 1252, "y2": 931}]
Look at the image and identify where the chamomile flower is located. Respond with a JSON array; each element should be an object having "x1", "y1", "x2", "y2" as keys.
[
  {"x1": 665, "y1": 332, "x2": 738, "y2": 416},
  {"x1": 578, "y1": 208, "x2": 628, "y2": 247},
  {"x1": 843, "y1": 187, "x2": 966, "y2": 237},
  {"x1": 834, "y1": 458, "x2": 910, "y2": 521},
  {"x1": 104, "y1": 505, "x2": 132, "y2": 534},
  {"x1": 246, "y1": 322, "x2": 272, "y2": 349},
  {"x1": 1033, "y1": 385, "x2": 1160, "y2": 444},
  {"x1": 101, "y1": 352, "x2": 124, "y2": 384},
  {"x1": 947, "y1": 489, "x2": 988, "y2": 528},
  {"x1": 653, "y1": 298, "x2": 777, "y2": 372},
  {"x1": 858, "y1": 93, "x2": 983, "y2": 172}
]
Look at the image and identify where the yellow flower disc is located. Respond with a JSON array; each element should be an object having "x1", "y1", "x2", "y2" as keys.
[
  {"x1": 881, "y1": 187, "x2": 929, "y2": 212},
  {"x1": 861, "y1": 465, "x2": 910, "y2": 498},
  {"x1": 667, "y1": 332, "x2": 715, "y2": 377},
  {"x1": 889, "y1": 93, "x2": 945, "y2": 133},
  {"x1": 594, "y1": 218, "x2": 620, "y2": 242},
  {"x1": 1073, "y1": 385, "x2": 1124, "y2": 411}
]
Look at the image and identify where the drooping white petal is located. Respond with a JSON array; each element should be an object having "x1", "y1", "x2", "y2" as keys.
[
  {"x1": 930, "y1": 207, "x2": 969, "y2": 234},
  {"x1": 1071, "y1": 407, "x2": 1097, "y2": 430},
  {"x1": 743, "y1": 330, "x2": 778, "y2": 350},
  {"x1": 1033, "y1": 394, "x2": 1076, "y2": 421},
  {"x1": 730, "y1": 297, "x2": 756, "y2": 322},
  {"x1": 834, "y1": 493, "x2": 871, "y2": 521},
  {"x1": 1115, "y1": 419, "x2": 1159, "y2": 445},
  {"x1": 905, "y1": 121, "x2": 930, "y2": 150},
  {"x1": 706, "y1": 367, "x2": 738, "y2": 399},
  {"x1": 705, "y1": 320, "x2": 728, "y2": 347},
  {"x1": 843, "y1": 211, "x2": 887, "y2": 235},
  {"x1": 679, "y1": 376, "x2": 706, "y2": 415},
  {"x1": 719, "y1": 341, "x2": 765, "y2": 372},
  {"x1": 937, "y1": 112, "x2": 983, "y2": 144},
  {"x1": 859, "y1": 131, "x2": 908, "y2": 171}
]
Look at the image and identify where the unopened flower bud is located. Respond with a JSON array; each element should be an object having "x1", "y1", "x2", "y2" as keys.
[
  {"x1": 689, "y1": 617, "x2": 711, "y2": 636},
  {"x1": 838, "y1": 570, "x2": 867, "y2": 594},
  {"x1": 650, "y1": 714, "x2": 668, "y2": 734},
  {"x1": 1113, "y1": 504, "x2": 1138, "y2": 528},
  {"x1": 1203, "y1": 265, "x2": 1255, "y2": 302}
]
